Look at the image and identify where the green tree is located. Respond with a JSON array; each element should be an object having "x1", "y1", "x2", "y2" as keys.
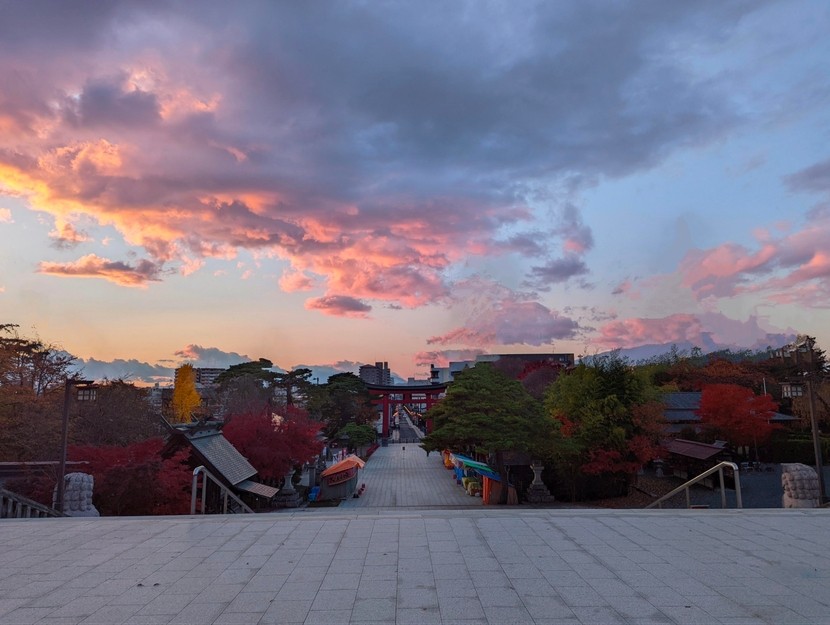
[
  {"x1": 338, "y1": 422, "x2": 378, "y2": 454},
  {"x1": 306, "y1": 373, "x2": 375, "y2": 437},
  {"x1": 544, "y1": 353, "x2": 663, "y2": 501},
  {"x1": 171, "y1": 364, "x2": 201, "y2": 423},
  {"x1": 274, "y1": 367, "x2": 313, "y2": 406},
  {"x1": 420, "y1": 363, "x2": 551, "y2": 503}
]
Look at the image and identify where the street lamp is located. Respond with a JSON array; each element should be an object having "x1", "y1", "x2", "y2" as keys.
[
  {"x1": 56, "y1": 378, "x2": 96, "y2": 514},
  {"x1": 782, "y1": 377, "x2": 826, "y2": 504}
]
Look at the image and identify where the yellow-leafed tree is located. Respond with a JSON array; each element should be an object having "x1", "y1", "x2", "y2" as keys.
[{"x1": 171, "y1": 364, "x2": 201, "y2": 423}]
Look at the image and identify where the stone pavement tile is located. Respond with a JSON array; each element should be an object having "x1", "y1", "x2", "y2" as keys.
[
  {"x1": 4, "y1": 579, "x2": 65, "y2": 599},
  {"x1": 357, "y1": 579, "x2": 396, "y2": 599},
  {"x1": 310, "y1": 588, "x2": 358, "y2": 611},
  {"x1": 328, "y1": 559, "x2": 365, "y2": 574},
  {"x1": 25, "y1": 587, "x2": 85, "y2": 608},
  {"x1": 521, "y1": 594, "x2": 575, "y2": 620},
  {"x1": 193, "y1": 583, "x2": 245, "y2": 604},
  {"x1": 298, "y1": 554, "x2": 335, "y2": 568},
  {"x1": 742, "y1": 605, "x2": 819, "y2": 624},
  {"x1": 242, "y1": 573, "x2": 288, "y2": 593},
  {"x1": 571, "y1": 563, "x2": 618, "y2": 579},
  {"x1": 534, "y1": 557, "x2": 573, "y2": 572},
  {"x1": 360, "y1": 566, "x2": 397, "y2": 582},
  {"x1": 48, "y1": 595, "x2": 111, "y2": 618},
  {"x1": 434, "y1": 564, "x2": 470, "y2": 580},
  {"x1": 477, "y1": 587, "x2": 523, "y2": 608},
  {"x1": 35, "y1": 617, "x2": 89, "y2": 625},
  {"x1": 397, "y1": 570, "x2": 435, "y2": 588},
  {"x1": 557, "y1": 585, "x2": 607, "y2": 607},
  {"x1": 229, "y1": 555, "x2": 269, "y2": 570},
  {"x1": 0, "y1": 606, "x2": 56, "y2": 624},
  {"x1": 0, "y1": 597, "x2": 29, "y2": 617},
  {"x1": 78, "y1": 603, "x2": 142, "y2": 624},
  {"x1": 259, "y1": 599, "x2": 313, "y2": 624},
  {"x1": 136, "y1": 593, "x2": 197, "y2": 616},
  {"x1": 157, "y1": 574, "x2": 213, "y2": 595},
  {"x1": 277, "y1": 581, "x2": 322, "y2": 601},
  {"x1": 470, "y1": 570, "x2": 511, "y2": 588},
  {"x1": 569, "y1": 606, "x2": 627, "y2": 624},
  {"x1": 693, "y1": 595, "x2": 755, "y2": 619},
  {"x1": 585, "y1": 578, "x2": 634, "y2": 597},
  {"x1": 214, "y1": 568, "x2": 256, "y2": 585},
  {"x1": 287, "y1": 566, "x2": 329, "y2": 584},
  {"x1": 439, "y1": 620, "x2": 488, "y2": 625},
  {"x1": 320, "y1": 572, "x2": 360, "y2": 591},
  {"x1": 437, "y1": 596, "x2": 486, "y2": 620},
  {"x1": 364, "y1": 552, "x2": 397, "y2": 567},
  {"x1": 213, "y1": 611, "x2": 264, "y2": 624},
  {"x1": 512, "y1": 577, "x2": 555, "y2": 597},
  {"x1": 398, "y1": 557, "x2": 432, "y2": 573},
  {"x1": 304, "y1": 609, "x2": 349, "y2": 624},
  {"x1": 500, "y1": 563, "x2": 544, "y2": 580},
  {"x1": 657, "y1": 604, "x2": 714, "y2": 624},
  {"x1": 109, "y1": 585, "x2": 166, "y2": 606},
  {"x1": 435, "y1": 578, "x2": 477, "y2": 598},
  {"x1": 169, "y1": 601, "x2": 226, "y2": 624},
  {"x1": 224, "y1": 591, "x2": 275, "y2": 613},
  {"x1": 483, "y1": 605, "x2": 535, "y2": 624},
  {"x1": 350, "y1": 597, "x2": 396, "y2": 621},
  {"x1": 396, "y1": 607, "x2": 442, "y2": 624},
  {"x1": 604, "y1": 595, "x2": 668, "y2": 620},
  {"x1": 463, "y1": 557, "x2": 500, "y2": 571},
  {"x1": 397, "y1": 587, "x2": 438, "y2": 609},
  {"x1": 638, "y1": 586, "x2": 692, "y2": 607}
]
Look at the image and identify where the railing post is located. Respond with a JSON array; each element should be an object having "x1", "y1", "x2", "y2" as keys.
[
  {"x1": 733, "y1": 467, "x2": 743, "y2": 509},
  {"x1": 685, "y1": 488, "x2": 690, "y2": 508},
  {"x1": 201, "y1": 473, "x2": 208, "y2": 514},
  {"x1": 719, "y1": 467, "x2": 726, "y2": 508},
  {"x1": 190, "y1": 467, "x2": 201, "y2": 515}
]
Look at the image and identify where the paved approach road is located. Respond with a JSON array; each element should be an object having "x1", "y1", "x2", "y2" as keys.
[{"x1": 339, "y1": 442, "x2": 481, "y2": 509}]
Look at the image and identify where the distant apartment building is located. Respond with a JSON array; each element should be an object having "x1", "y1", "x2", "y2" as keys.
[
  {"x1": 359, "y1": 361, "x2": 392, "y2": 385},
  {"x1": 429, "y1": 353, "x2": 575, "y2": 384},
  {"x1": 174, "y1": 366, "x2": 226, "y2": 389}
]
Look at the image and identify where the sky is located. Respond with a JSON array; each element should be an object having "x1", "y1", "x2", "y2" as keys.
[{"x1": 2, "y1": 1, "x2": 830, "y2": 384}]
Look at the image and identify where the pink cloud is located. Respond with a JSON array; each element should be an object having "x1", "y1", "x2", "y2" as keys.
[
  {"x1": 279, "y1": 269, "x2": 315, "y2": 292},
  {"x1": 597, "y1": 312, "x2": 794, "y2": 351},
  {"x1": 676, "y1": 213, "x2": 830, "y2": 306},
  {"x1": 37, "y1": 254, "x2": 162, "y2": 287},
  {"x1": 305, "y1": 295, "x2": 372, "y2": 318},
  {"x1": 428, "y1": 281, "x2": 579, "y2": 347}
]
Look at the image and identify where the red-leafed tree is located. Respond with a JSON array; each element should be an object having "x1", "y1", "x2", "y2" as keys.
[
  {"x1": 222, "y1": 406, "x2": 323, "y2": 481},
  {"x1": 697, "y1": 384, "x2": 780, "y2": 457},
  {"x1": 68, "y1": 438, "x2": 192, "y2": 515}
]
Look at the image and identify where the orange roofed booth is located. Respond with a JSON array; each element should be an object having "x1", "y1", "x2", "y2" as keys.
[{"x1": 318, "y1": 455, "x2": 366, "y2": 501}]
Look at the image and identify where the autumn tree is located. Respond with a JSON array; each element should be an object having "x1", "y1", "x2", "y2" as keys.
[
  {"x1": 222, "y1": 406, "x2": 323, "y2": 481},
  {"x1": 697, "y1": 383, "x2": 779, "y2": 460},
  {"x1": 544, "y1": 353, "x2": 664, "y2": 500},
  {"x1": 171, "y1": 364, "x2": 201, "y2": 423},
  {"x1": 0, "y1": 324, "x2": 77, "y2": 461},
  {"x1": 72, "y1": 380, "x2": 162, "y2": 446},
  {"x1": 69, "y1": 438, "x2": 192, "y2": 515},
  {"x1": 421, "y1": 363, "x2": 552, "y2": 503}
]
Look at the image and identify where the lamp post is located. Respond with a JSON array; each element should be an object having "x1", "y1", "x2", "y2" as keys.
[
  {"x1": 781, "y1": 378, "x2": 826, "y2": 504},
  {"x1": 56, "y1": 378, "x2": 96, "y2": 514}
]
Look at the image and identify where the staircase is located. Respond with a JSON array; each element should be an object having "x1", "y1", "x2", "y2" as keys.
[{"x1": 1, "y1": 488, "x2": 65, "y2": 518}]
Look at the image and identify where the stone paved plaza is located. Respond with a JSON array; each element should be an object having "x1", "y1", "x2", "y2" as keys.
[{"x1": 2, "y1": 444, "x2": 829, "y2": 625}]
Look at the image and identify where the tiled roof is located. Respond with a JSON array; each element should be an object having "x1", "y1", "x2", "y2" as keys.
[
  {"x1": 663, "y1": 392, "x2": 702, "y2": 410},
  {"x1": 664, "y1": 438, "x2": 727, "y2": 460},
  {"x1": 189, "y1": 431, "x2": 257, "y2": 486},
  {"x1": 236, "y1": 479, "x2": 279, "y2": 499}
]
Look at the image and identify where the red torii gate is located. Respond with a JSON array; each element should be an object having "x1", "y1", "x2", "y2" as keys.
[{"x1": 364, "y1": 382, "x2": 448, "y2": 439}]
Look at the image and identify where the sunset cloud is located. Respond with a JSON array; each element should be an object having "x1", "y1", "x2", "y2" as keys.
[
  {"x1": 0, "y1": 208, "x2": 12, "y2": 223},
  {"x1": 414, "y1": 349, "x2": 485, "y2": 368},
  {"x1": 174, "y1": 345, "x2": 252, "y2": 368},
  {"x1": 597, "y1": 312, "x2": 794, "y2": 352},
  {"x1": 305, "y1": 295, "x2": 372, "y2": 318},
  {"x1": 37, "y1": 254, "x2": 162, "y2": 287},
  {"x1": 0, "y1": 1, "x2": 767, "y2": 314}
]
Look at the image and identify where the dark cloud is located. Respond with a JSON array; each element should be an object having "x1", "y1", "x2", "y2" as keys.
[
  {"x1": 173, "y1": 344, "x2": 252, "y2": 368},
  {"x1": 525, "y1": 256, "x2": 590, "y2": 289},
  {"x1": 37, "y1": 254, "x2": 162, "y2": 286},
  {"x1": 305, "y1": 295, "x2": 372, "y2": 318},
  {"x1": 0, "y1": 0, "x2": 779, "y2": 310},
  {"x1": 70, "y1": 78, "x2": 162, "y2": 128},
  {"x1": 786, "y1": 158, "x2": 830, "y2": 194}
]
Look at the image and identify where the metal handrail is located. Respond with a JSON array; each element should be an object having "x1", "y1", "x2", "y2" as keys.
[
  {"x1": 0, "y1": 488, "x2": 65, "y2": 518},
  {"x1": 646, "y1": 461, "x2": 742, "y2": 509},
  {"x1": 190, "y1": 466, "x2": 254, "y2": 515}
]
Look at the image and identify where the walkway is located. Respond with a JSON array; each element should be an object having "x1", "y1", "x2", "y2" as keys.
[
  {"x1": 1, "y1": 509, "x2": 829, "y2": 624},
  {"x1": 339, "y1": 442, "x2": 481, "y2": 509}
]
